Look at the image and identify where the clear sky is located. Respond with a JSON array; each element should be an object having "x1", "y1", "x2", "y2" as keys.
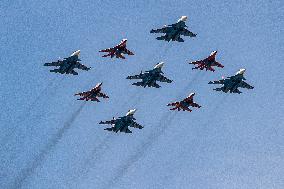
[{"x1": 0, "y1": 0, "x2": 283, "y2": 189}]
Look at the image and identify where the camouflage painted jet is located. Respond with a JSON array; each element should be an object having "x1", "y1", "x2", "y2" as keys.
[
  {"x1": 209, "y1": 69, "x2": 254, "y2": 94},
  {"x1": 126, "y1": 62, "x2": 172, "y2": 88},
  {"x1": 167, "y1": 93, "x2": 201, "y2": 112},
  {"x1": 99, "y1": 109, "x2": 143, "y2": 133},
  {"x1": 74, "y1": 83, "x2": 109, "y2": 102},
  {"x1": 189, "y1": 51, "x2": 224, "y2": 72},
  {"x1": 44, "y1": 50, "x2": 91, "y2": 75},
  {"x1": 150, "y1": 16, "x2": 197, "y2": 42},
  {"x1": 99, "y1": 39, "x2": 134, "y2": 59}
]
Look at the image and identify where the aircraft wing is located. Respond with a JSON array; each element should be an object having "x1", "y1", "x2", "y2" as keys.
[
  {"x1": 189, "y1": 60, "x2": 203, "y2": 66},
  {"x1": 239, "y1": 81, "x2": 254, "y2": 89},
  {"x1": 231, "y1": 88, "x2": 242, "y2": 94},
  {"x1": 208, "y1": 79, "x2": 225, "y2": 85},
  {"x1": 180, "y1": 28, "x2": 197, "y2": 37},
  {"x1": 191, "y1": 102, "x2": 201, "y2": 108},
  {"x1": 120, "y1": 126, "x2": 132, "y2": 133},
  {"x1": 74, "y1": 91, "x2": 91, "y2": 96},
  {"x1": 157, "y1": 75, "x2": 172, "y2": 83},
  {"x1": 99, "y1": 48, "x2": 114, "y2": 53},
  {"x1": 44, "y1": 60, "x2": 63, "y2": 67},
  {"x1": 150, "y1": 26, "x2": 169, "y2": 34},
  {"x1": 98, "y1": 92, "x2": 109, "y2": 99},
  {"x1": 125, "y1": 48, "x2": 134, "y2": 55},
  {"x1": 99, "y1": 119, "x2": 117, "y2": 125},
  {"x1": 167, "y1": 101, "x2": 180, "y2": 106},
  {"x1": 126, "y1": 73, "x2": 143, "y2": 80},
  {"x1": 76, "y1": 62, "x2": 91, "y2": 70},
  {"x1": 116, "y1": 53, "x2": 126, "y2": 59},
  {"x1": 130, "y1": 121, "x2": 143, "y2": 129},
  {"x1": 212, "y1": 61, "x2": 224, "y2": 68}
]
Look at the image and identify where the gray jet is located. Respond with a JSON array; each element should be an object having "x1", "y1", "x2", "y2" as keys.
[
  {"x1": 150, "y1": 16, "x2": 196, "y2": 42},
  {"x1": 44, "y1": 50, "x2": 91, "y2": 75},
  {"x1": 126, "y1": 62, "x2": 172, "y2": 88},
  {"x1": 208, "y1": 69, "x2": 254, "y2": 94},
  {"x1": 99, "y1": 109, "x2": 143, "y2": 133}
]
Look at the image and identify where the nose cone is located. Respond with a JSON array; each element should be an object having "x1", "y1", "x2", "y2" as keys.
[
  {"x1": 71, "y1": 50, "x2": 80, "y2": 57},
  {"x1": 95, "y1": 82, "x2": 103, "y2": 88},
  {"x1": 178, "y1": 16, "x2": 188, "y2": 22},
  {"x1": 236, "y1": 68, "x2": 246, "y2": 75},
  {"x1": 154, "y1": 62, "x2": 164, "y2": 69},
  {"x1": 126, "y1": 109, "x2": 137, "y2": 116},
  {"x1": 189, "y1": 92, "x2": 195, "y2": 97},
  {"x1": 210, "y1": 51, "x2": 217, "y2": 56},
  {"x1": 122, "y1": 38, "x2": 127, "y2": 43}
]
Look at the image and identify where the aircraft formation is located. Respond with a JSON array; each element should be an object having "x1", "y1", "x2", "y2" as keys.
[{"x1": 44, "y1": 16, "x2": 254, "y2": 133}]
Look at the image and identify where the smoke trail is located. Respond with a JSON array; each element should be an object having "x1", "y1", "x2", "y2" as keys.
[
  {"x1": 158, "y1": 43, "x2": 171, "y2": 60},
  {"x1": 102, "y1": 110, "x2": 178, "y2": 189},
  {"x1": 71, "y1": 89, "x2": 144, "y2": 184},
  {"x1": 102, "y1": 72, "x2": 206, "y2": 189},
  {"x1": 10, "y1": 101, "x2": 86, "y2": 189},
  {"x1": 0, "y1": 77, "x2": 64, "y2": 146},
  {"x1": 66, "y1": 42, "x2": 174, "y2": 187}
]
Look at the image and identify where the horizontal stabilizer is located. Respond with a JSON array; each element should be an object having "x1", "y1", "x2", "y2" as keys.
[
  {"x1": 132, "y1": 82, "x2": 144, "y2": 87},
  {"x1": 104, "y1": 128, "x2": 113, "y2": 132},
  {"x1": 126, "y1": 128, "x2": 132, "y2": 133},
  {"x1": 44, "y1": 63, "x2": 52, "y2": 66},
  {"x1": 156, "y1": 36, "x2": 167, "y2": 41},
  {"x1": 213, "y1": 88, "x2": 223, "y2": 92}
]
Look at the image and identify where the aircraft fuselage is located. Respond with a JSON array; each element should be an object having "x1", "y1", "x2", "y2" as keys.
[{"x1": 58, "y1": 55, "x2": 79, "y2": 74}]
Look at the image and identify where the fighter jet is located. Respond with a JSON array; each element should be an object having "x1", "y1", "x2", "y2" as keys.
[
  {"x1": 74, "y1": 83, "x2": 109, "y2": 102},
  {"x1": 208, "y1": 69, "x2": 254, "y2": 94},
  {"x1": 150, "y1": 16, "x2": 197, "y2": 42},
  {"x1": 44, "y1": 50, "x2": 91, "y2": 75},
  {"x1": 189, "y1": 51, "x2": 224, "y2": 72},
  {"x1": 99, "y1": 39, "x2": 134, "y2": 59},
  {"x1": 126, "y1": 62, "x2": 172, "y2": 88},
  {"x1": 99, "y1": 109, "x2": 143, "y2": 133},
  {"x1": 167, "y1": 93, "x2": 201, "y2": 112}
]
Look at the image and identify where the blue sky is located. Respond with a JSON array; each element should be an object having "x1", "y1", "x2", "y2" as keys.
[{"x1": 0, "y1": 0, "x2": 283, "y2": 189}]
